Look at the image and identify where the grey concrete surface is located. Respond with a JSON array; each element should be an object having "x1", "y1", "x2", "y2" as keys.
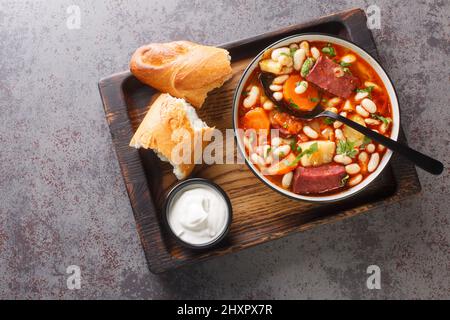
[{"x1": 0, "y1": 0, "x2": 449, "y2": 299}]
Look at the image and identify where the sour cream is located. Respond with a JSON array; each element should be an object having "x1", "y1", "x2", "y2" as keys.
[{"x1": 167, "y1": 183, "x2": 230, "y2": 246}]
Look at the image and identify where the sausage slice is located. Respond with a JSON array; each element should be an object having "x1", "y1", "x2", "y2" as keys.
[
  {"x1": 292, "y1": 164, "x2": 347, "y2": 194},
  {"x1": 305, "y1": 56, "x2": 359, "y2": 99}
]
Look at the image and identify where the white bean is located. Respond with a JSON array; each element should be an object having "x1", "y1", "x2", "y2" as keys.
[
  {"x1": 327, "y1": 97, "x2": 342, "y2": 108},
  {"x1": 311, "y1": 47, "x2": 320, "y2": 59},
  {"x1": 273, "y1": 145, "x2": 291, "y2": 158},
  {"x1": 366, "y1": 143, "x2": 375, "y2": 153},
  {"x1": 335, "y1": 128, "x2": 345, "y2": 141},
  {"x1": 281, "y1": 172, "x2": 294, "y2": 189},
  {"x1": 269, "y1": 84, "x2": 283, "y2": 91},
  {"x1": 379, "y1": 122, "x2": 388, "y2": 134},
  {"x1": 358, "y1": 151, "x2": 368, "y2": 163},
  {"x1": 361, "y1": 98, "x2": 377, "y2": 113},
  {"x1": 263, "y1": 100, "x2": 274, "y2": 111},
  {"x1": 271, "y1": 47, "x2": 290, "y2": 61},
  {"x1": 364, "y1": 81, "x2": 380, "y2": 90},
  {"x1": 368, "y1": 152, "x2": 380, "y2": 172},
  {"x1": 250, "y1": 153, "x2": 266, "y2": 167},
  {"x1": 243, "y1": 86, "x2": 260, "y2": 108},
  {"x1": 273, "y1": 92, "x2": 283, "y2": 101},
  {"x1": 334, "y1": 154, "x2": 352, "y2": 165},
  {"x1": 348, "y1": 174, "x2": 363, "y2": 187},
  {"x1": 271, "y1": 136, "x2": 282, "y2": 147},
  {"x1": 303, "y1": 126, "x2": 319, "y2": 139},
  {"x1": 355, "y1": 91, "x2": 369, "y2": 101},
  {"x1": 356, "y1": 105, "x2": 369, "y2": 117},
  {"x1": 341, "y1": 54, "x2": 356, "y2": 64},
  {"x1": 294, "y1": 81, "x2": 308, "y2": 94},
  {"x1": 334, "y1": 111, "x2": 347, "y2": 129},
  {"x1": 300, "y1": 41, "x2": 309, "y2": 54},
  {"x1": 364, "y1": 118, "x2": 381, "y2": 126},
  {"x1": 345, "y1": 163, "x2": 361, "y2": 175},
  {"x1": 265, "y1": 154, "x2": 273, "y2": 165},
  {"x1": 326, "y1": 106, "x2": 338, "y2": 114},
  {"x1": 293, "y1": 48, "x2": 306, "y2": 71},
  {"x1": 272, "y1": 75, "x2": 289, "y2": 85}
]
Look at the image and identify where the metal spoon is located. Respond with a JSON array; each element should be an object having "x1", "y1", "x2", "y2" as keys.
[{"x1": 259, "y1": 72, "x2": 443, "y2": 175}]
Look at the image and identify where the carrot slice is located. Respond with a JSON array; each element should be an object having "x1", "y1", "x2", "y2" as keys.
[
  {"x1": 242, "y1": 107, "x2": 270, "y2": 131},
  {"x1": 265, "y1": 153, "x2": 297, "y2": 175},
  {"x1": 283, "y1": 74, "x2": 320, "y2": 111}
]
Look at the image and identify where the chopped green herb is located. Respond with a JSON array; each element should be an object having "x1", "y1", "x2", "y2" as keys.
[
  {"x1": 242, "y1": 91, "x2": 249, "y2": 97},
  {"x1": 356, "y1": 86, "x2": 375, "y2": 98},
  {"x1": 288, "y1": 98, "x2": 300, "y2": 109},
  {"x1": 296, "y1": 81, "x2": 308, "y2": 89},
  {"x1": 283, "y1": 123, "x2": 288, "y2": 129},
  {"x1": 321, "y1": 44, "x2": 336, "y2": 57},
  {"x1": 340, "y1": 61, "x2": 352, "y2": 67},
  {"x1": 290, "y1": 139, "x2": 297, "y2": 151},
  {"x1": 290, "y1": 47, "x2": 297, "y2": 56},
  {"x1": 296, "y1": 145, "x2": 302, "y2": 152},
  {"x1": 265, "y1": 147, "x2": 272, "y2": 157},
  {"x1": 342, "y1": 67, "x2": 352, "y2": 74},
  {"x1": 301, "y1": 58, "x2": 315, "y2": 77},
  {"x1": 323, "y1": 118, "x2": 335, "y2": 125},
  {"x1": 371, "y1": 113, "x2": 392, "y2": 126},
  {"x1": 280, "y1": 52, "x2": 291, "y2": 57},
  {"x1": 336, "y1": 140, "x2": 358, "y2": 158},
  {"x1": 309, "y1": 97, "x2": 319, "y2": 103},
  {"x1": 340, "y1": 174, "x2": 350, "y2": 187},
  {"x1": 290, "y1": 142, "x2": 319, "y2": 166},
  {"x1": 361, "y1": 136, "x2": 372, "y2": 149}
]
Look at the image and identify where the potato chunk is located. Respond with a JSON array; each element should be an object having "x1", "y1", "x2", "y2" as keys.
[
  {"x1": 298, "y1": 140, "x2": 336, "y2": 167},
  {"x1": 343, "y1": 114, "x2": 366, "y2": 147},
  {"x1": 259, "y1": 59, "x2": 283, "y2": 74}
]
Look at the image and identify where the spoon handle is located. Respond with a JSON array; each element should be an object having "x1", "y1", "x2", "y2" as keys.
[{"x1": 323, "y1": 111, "x2": 444, "y2": 175}]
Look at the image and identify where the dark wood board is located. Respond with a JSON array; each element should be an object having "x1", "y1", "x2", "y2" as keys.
[{"x1": 98, "y1": 8, "x2": 421, "y2": 274}]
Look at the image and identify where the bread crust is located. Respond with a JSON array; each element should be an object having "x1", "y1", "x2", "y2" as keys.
[
  {"x1": 129, "y1": 93, "x2": 214, "y2": 179},
  {"x1": 130, "y1": 41, "x2": 232, "y2": 108}
]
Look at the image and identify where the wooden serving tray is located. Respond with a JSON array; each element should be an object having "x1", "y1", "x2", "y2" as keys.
[{"x1": 99, "y1": 8, "x2": 421, "y2": 273}]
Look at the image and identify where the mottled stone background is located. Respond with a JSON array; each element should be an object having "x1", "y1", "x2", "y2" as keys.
[{"x1": 0, "y1": 0, "x2": 448, "y2": 299}]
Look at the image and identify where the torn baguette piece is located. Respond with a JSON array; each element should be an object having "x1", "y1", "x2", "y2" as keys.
[
  {"x1": 130, "y1": 41, "x2": 232, "y2": 108},
  {"x1": 130, "y1": 93, "x2": 214, "y2": 180}
]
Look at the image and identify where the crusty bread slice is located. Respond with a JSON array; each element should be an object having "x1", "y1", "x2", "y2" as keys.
[
  {"x1": 130, "y1": 93, "x2": 214, "y2": 180},
  {"x1": 130, "y1": 41, "x2": 232, "y2": 108}
]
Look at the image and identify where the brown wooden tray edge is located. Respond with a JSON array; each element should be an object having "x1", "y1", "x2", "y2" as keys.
[{"x1": 98, "y1": 8, "x2": 422, "y2": 274}]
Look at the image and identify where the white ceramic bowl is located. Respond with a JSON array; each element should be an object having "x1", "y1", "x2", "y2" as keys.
[{"x1": 232, "y1": 34, "x2": 400, "y2": 202}]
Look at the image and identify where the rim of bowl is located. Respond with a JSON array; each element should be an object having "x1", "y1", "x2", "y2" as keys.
[
  {"x1": 232, "y1": 33, "x2": 400, "y2": 203},
  {"x1": 163, "y1": 178, "x2": 233, "y2": 249}
]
